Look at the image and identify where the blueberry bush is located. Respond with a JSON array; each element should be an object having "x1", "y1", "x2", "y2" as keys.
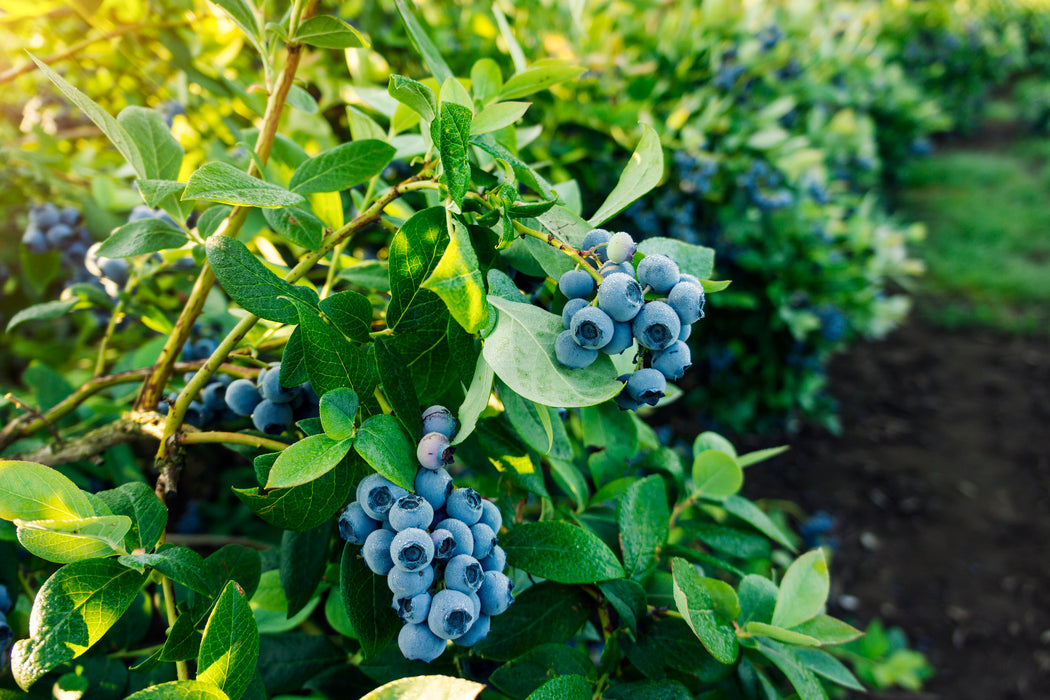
[{"x1": 0, "y1": 2, "x2": 879, "y2": 699}]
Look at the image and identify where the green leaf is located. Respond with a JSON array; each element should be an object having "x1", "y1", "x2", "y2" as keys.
[
  {"x1": 16, "y1": 516, "x2": 131, "y2": 563},
  {"x1": 743, "y1": 622, "x2": 821, "y2": 647},
  {"x1": 265, "y1": 434, "x2": 354, "y2": 489},
  {"x1": 793, "y1": 648, "x2": 865, "y2": 691},
  {"x1": 771, "y1": 550, "x2": 829, "y2": 629},
  {"x1": 353, "y1": 415, "x2": 417, "y2": 491},
  {"x1": 637, "y1": 237, "x2": 715, "y2": 280},
  {"x1": 502, "y1": 521, "x2": 625, "y2": 584},
  {"x1": 280, "y1": 524, "x2": 330, "y2": 617},
  {"x1": 234, "y1": 455, "x2": 358, "y2": 531},
  {"x1": 289, "y1": 140, "x2": 395, "y2": 195},
  {"x1": 210, "y1": 0, "x2": 262, "y2": 48},
  {"x1": 536, "y1": 205, "x2": 591, "y2": 247},
  {"x1": 207, "y1": 545, "x2": 263, "y2": 600},
  {"x1": 737, "y1": 445, "x2": 790, "y2": 468},
  {"x1": 422, "y1": 217, "x2": 488, "y2": 333},
  {"x1": 434, "y1": 103, "x2": 472, "y2": 207},
  {"x1": 387, "y1": 207, "x2": 449, "y2": 332},
  {"x1": 479, "y1": 424, "x2": 548, "y2": 498},
  {"x1": 95, "y1": 481, "x2": 167, "y2": 552},
  {"x1": 286, "y1": 84, "x2": 318, "y2": 114},
  {"x1": 489, "y1": 643, "x2": 595, "y2": 698},
  {"x1": 471, "y1": 134, "x2": 554, "y2": 198},
  {"x1": 294, "y1": 15, "x2": 368, "y2": 49},
  {"x1": 5, "y1": 299, "x2": 78, "y2": 332},
  {"x1": 374, "y1": 338, "x2": 423, "y2": 442},
  {"x1": 96, "y1": 218, "x2": 188, "y2": 258},
  {"x1": 198, "y1": 205, "x2": 233, "y2": 237},
  {"x1": 10, "y1": 559, "x2": 146, "y2": 690},
  {"x1": 0, "y1": 460, "x2": 95, "y2": 521},
  {"x1": 588, "y1": 124, "x2": 663, "y2": 226},
  {"x1": 722, "y1": 495, "x2": 797, "y2": 552},
  {"x1": 287, "y1": 296, "x2": 376, "y2": 397},
  {"x1": 483, "y1": 296, "x2": 622, "y2": 408},
  {"x1": 692, "y1": 450, "x2": 743, "y2": 500},
  {"x1": 183, "y1": 162, "x2": 304, "y2": 208},
  {"x1": 29, "y1": 53, "x2": 145, "y2": 178},
  {"x1": 262, "y1": 206, "x2": 325, "y2": 250},
  {"x1": 738, "y1": 574, "x2": 779, "y2": 625},
  {"x1": 475, "y1": 582, "x2": 590, "y2": 661},
  {"x1": 470, "y1": 58, "x2": 503, "y2": 105},
  {"x1": 693, "y1": 432, "x2": 737, "y2": 458},
  {"x1": 206, "y1": 236, "x2": 319, "y2": 324},
  {"x1": 388, "y1": 75, "x2": 436, "y2": 122},
  {"x1": 789, "y1": 614, "x2": 863, "y2": 645},
  {"x1": 119, "y1": 545, "x2": 211, "y2": 594},
  {"x1": 117, "y1": 106, "x2": 183, "y2": 181},
  {"x1": 597, "y1": 579, "x2": 647, "y2": 635},
  {"x1": 755, "y1": 639, "x2": 828, "y2": 700},
  {"x1": 618, "y1": 476, "x2": 669, "y2": 577},
  {"x1": 498, "y1": 62, "x2": 586, "y2": 101},
  {"x1": 198, "y1": 581, "x2": 260, "y2": 700},
  {"x1": 361, "y1": 676, "x2": 485, "y2": 700},
  {"x1": 320, "y1": 290, "x2": 373, "y2": 343},
  {"x1": 319, "y1": 388, "x2": 359, "y2": 441},
  {"x1": 257, "y1": 633, "x2": 344, "y2": 694},
  {"x1": 340, "y1": 543, "x2": 400, "y2": 658},
  {"x1": 471, "y1": 101, "x2": 530, "y2": 135},
  {"x1": 394, "y1": 0, "x2": 453, "y2": 84},
  {"x1": 670, "y1": 558, "x2": 738, "y2": 664},
  {"x1": 452, "y1": 352, "x2": 493, "y2": 446},
  {"x1": 125, "y1": 681, "x2": 230, "y2": 699},
  {"x1": 340, "y1": 259, "x2": 390, "y2": 291},
  {"x1": 524, "y1": 675, "x2": 591, "y2": 700},
  {"x1": 700, "y1": 278, "x2": 731, "y2": 293},
  {"x1": 499, "y1": 382, "x2": 567, "y2": 458}
]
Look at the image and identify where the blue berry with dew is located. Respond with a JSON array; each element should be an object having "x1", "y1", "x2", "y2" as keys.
[
  {"x1": 390, "y1": 528, "x2": 435, "y2": 572},
  {"x1": 667, "y1": 278, "x2": 706, "y2": 325},
  {"x1": 555, "y1": 330, "x2": 598, "y2": 369},
  {"x1": 357, "y1": 474, "x2": 409, "y2": 521},
  {"x1": 558, "y1": 269, "x2": 595, "y2": 299},
  {"x1": 251, "y1": 399, "x2": 293, "y2": 435},
  {"x1": 627, "y1": 368, "x2": 667, "y2": 407},
  {"x1": 362, "y1": 528, "x2": 396, "y2": 575},
  {"x1": 478, "y1": 499, "x2": 503, "y2": 534},
  {"x1": 430, "y1": 528, "x2": 457, "y2": 560},
  {"x1": 469, "y1": 522, "x2": 497, "y2": 560},
  {"x1": 652, "y1": 340, "x2": 692, "y2": 381},
  {"x1": 597, "y1": 273, "x2": 644, "y2": 322},
  {"x1": 444, "y1": 554, "x2": 484, "y2": 594},
  {"x1": 446, "y1": 488, "x2": 483, "y2": 526},
  {"x1": 421, "y1": 405, "x2": 457, "y2": 438},
  {"x1": 225, "y1": 379, "x2": 262, "y2": 417},
  {"x1": 569, "y1": 306, "x2": 614, "y2": 350},
  {"x1": 388, "y1": 565, "x2": 435, "y2": 599},
  {"x1": 636, "y1": 254, "x2": 680, "y2": 295},
  {"x1": 561, "y1": 298, "x2": 590, "y2": 329},
  {"x1": 580, "y1": 228, "x2": 611, "y2": 262},
  {"x1": 606, "y1": 231, "x2": 637, "y2": 264},
  {"x1": 478, "y1": 571, "x2": 515, "y2": 616},
  {"x1": 632, "y1": 301, "x2": 682, "y2": 351},
  {"x1": 427, "y1": 589, "x2": 476, "y2": 640},
  {"x1": 393, "y1": 591, "x2": 432, "y2": 625},
  {"x1": 415, "y1": 468, "x2": 453, "y2": 510},
  {"x1": 398, "y1": 622, "x2": 446, "y2": 662},
  {"x1": 480, "y1": 545, "x2": 507, "y2": 572},
  {"x1": 260, "y1": 365, "x2": 298, "y2": 403},
  {"x1": 455, "y1": 614, "x2": 490, "y2": 647},
  {"x1": 389, "y1": 494, "x2": 434, "y2": 531},
  {"x1": 417, "y1": 431, "x2": 454, "y2": 469},
  {"x1": 339, "y1": 502, "x2": 380, "y2": 545},
  {"x1": 434, "y1": 518, "x2": 474, "y2": 558},
  {"x1": 599, "y1": 260, "x2": 634, "y2": 278},
  {"x1": 602, "y1": 321, "x2": 634, "y2": 356}
]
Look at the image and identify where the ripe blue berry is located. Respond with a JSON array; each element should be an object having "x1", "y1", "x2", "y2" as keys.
[
  {"x1": 225, "y1": 379, "x2": 262, "y2": 416},
  {"x1": 470, "y1": 523, "x2": 497, "y2": 560},
  {"x1": 427, "y1": 589, "x2": 476, "y2": 640},
  {"x1": 570, "y1": 306, "x2": 615, "y2": 350},
  {"x1": 22, "y1": 227, "x2": 49, "y2": 254},
  {"x1": 478, "y1": 500, "x2": 503, "y2": 534},
  {"x1": 455, "y1": 613, "x2": 490, "y2": 647},
  {"x1": 421, "y1": 405, "x2": 456, "y2": 438},
  {"x1": 480, "y1": 545, "x2": 507, "y2": 572},
  {"x1": 388, "y1": 565, "x2": 435, "y2": 599},
  {"x1": 652, "y1": 340, "x2": 692, "y2": 380},
  {"x1": 678, "y1": 323, "x2": 691, "y2": 342},
  {"x1": 580, "y1": 228, "x2": 611, "y2": 262},
  {"x1": 561, "y1": 298, "x2": 590, "y2": 330},
  {"x1": 430, "y1": 528, "x2": 457, "y2": 560},
  {"x1": 632, "y1": 301, "x2": 682, "y2": 351},
  {"x1": 194, "y1": 338, "x2": 218, "y2": 360},
  {"x1": 356, "y1": 474, "x2": 409, "y2": 521},
  {"x1": 606, "y1": 231, "x2": 637, "y2": 264},
  {"x1": 393, "y1": 591, "x2": 432, "y2": 625},
  {"x1": 415, "y1": 467, "x2": 453, "y2": 510},
  {"x1": 260, "y1": 365, "x2": 298, "y2": 403},
  {"x1": 555, "y1": 330, "x2": 597, "y2": 369},
  {"x1": 597, "y1": 273, "x2": 645, "y2": 322},
  {"x1": 398, "y1": 622, "x2": 446, "y2": 662},
  {"x1": 251, "y1": 399, "x2": 293, "y2": 435},
  {"x1": 417, "y1": 432, "x2": 454, "y2": 469},
  {"x1": 0, "y1": 584, "x2": 11, "y2": 615},
  {"x1": 45, "y1": 223, "x2": 76, "y2": 249},
  {"x1": 601, "y1": 321, "x2": 634, "y2": 356},
  {"x1": 98, "y1": 258, "x2": 129, "y2": 286},
  {"x1": 338, "y1": 502, "x2": 379, "y2": 544},
  {"x1": 446, "y1": 488, "x2": 483, "y2": 526},
  {"x1": 434, "y1": 518, "x2": 474, "y2": 558},
  {"x1": 627, "y1": 368, "x2": 667, "y2": 407},
  {"x1": 599, "y1": 261, "x2": 634, "y2": 278},
  {"x1": 390, "y1": 528, "x2": 435, "y2": 572},
  {"x1": 388, "y1": 494, "x2": 434, "y2": 531},
  {"x1": 478, "y1": 571, "x2": 515, "y2": 616},
  {"x1": 558, "y1": 269, "x2": 595, "y2": 299},
  {"x1": 30, "y1": 203, "x2": 60, "y2": 229},
  {"x1": 667, "y1": 279, "x2": 706, "y2": 325},
  {"x1": 637, "y1": 254, "x2": 680, "y2": 294},
  {"x1": 201, "y1": 382, "x2": 227, "y2": 411},
  {"x1": 0, "y1": 613, "x2": 11, "y2": 653},
  {"x1": 444, "y1": 554, "x2": 484, "y2": 594},
  {"x1": 362, "y1": 529, "x2": 396, "y2": 575},
  {"x1": 59, "y1": 206, "x2": 80, "y2": 226}
]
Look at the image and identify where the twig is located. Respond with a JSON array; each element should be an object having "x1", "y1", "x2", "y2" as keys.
[{"x1": 177, "y1": 430, "x2": 288, "y2": 453}]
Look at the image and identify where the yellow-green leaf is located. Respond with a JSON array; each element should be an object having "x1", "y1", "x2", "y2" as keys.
[{"x1": 422, "y1": 218, "x2": 489, "y2": 333}]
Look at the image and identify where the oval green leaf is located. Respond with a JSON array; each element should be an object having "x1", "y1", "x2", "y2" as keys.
[
  {"x1": 265, "y1": 434, "x2": 355, "y2": 489},
  {"x1": 16, "y1": 516, "x2": 131, "y2": 563},
  {"x1": 501, "y1": 521, "x2": 625, "y2": 584},
  {"x1": 183, "y1": 161, "x2": 304, "y2": 208},
  {"x1": 198, "y1": 581, "x2": 260, "y2": 700},
  {"x1": 691, "y1": 450, "x2": 743, "y2": 500},
  {"x1": 0, "y1": 460, "x2": 96, "y2": 522},
  {"x1": 361, "y1": 675, "x2": 486, "y2": 700},
  {"x1": 771, "y1": 550, "x2": 830, "y2": 630},
  {"x1": 353, "y1": 414, "x2": 417, "y2": 490}
]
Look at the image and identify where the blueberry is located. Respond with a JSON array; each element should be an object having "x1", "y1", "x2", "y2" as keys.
[
  {"x1": 421, "y1": 405, "x2": 456, "y2": 438},
  {"x1": 398, "y1": 622, "x2": 446, "y2": 661},
  {"x1": 194, "y1": 338, "x2": 218, "y2": 360},
  {"x1": 225, "y1": 379, "x2": 262, "y2": 416},
  {"x1": 62, "y1": 241, "x2": 87, "y2": 267},
  {"x1": 388, "y1": 494, "x2": 434, "y2": 531},
  {"x1": 601, "y1": 321, "x2": 634, "y2": 356},
  {"x1": 98, "y1": 258, "x2": 129, "y2": 287},
  {"x1": 558, "y1": 269, "x2": 595, "y2": 299},
  {"x1": 0, "y1": 612, "x2": 11, "y2": 653},
  {"x1": 555, "y1": 330, "x2": 598, "y2": 369},
  {"x1": 393, "y1": 591, "x2": 432, "y2": 625},
  {"x1": 201, "y1": 382, "x2": 227, "y2": 411},
  {"x1": 260, "y1": 365, "x2": 298, "y2": 403},
  {"x1": 480, "y1": 545, "x2": 507, "y2": 572},
  {"x1": 637, "y1": 254, "x2": 680, "y2": 294},
  {"x1": 599, "y1": 261, "x2": 634, "y2": 278},
  {"x1": 251, "y1": 399, "x2": 293, "y2": 435},
  {"x1": 22, "y1": 226, "x2": 50, "y2": 254},
  {"x1": 678, "y1": 323, "x2": 692, "y2": 342},
  {"x1": 417, "y1": 431, "x2": 454, "y2": 469},
  {"x1": 60, "y1": 206, "x2": 80, "y2": 226},
  {"x1": 444, "y1": 554, "x2": 484, "y2": 594},
  {"x1": 561, "y1": 298, "x2": 590, "y2": 330},
  {"x1": 430, "y1": 528, "x2": 457, "y2": 560},
  {"x1": 362, "y1": 529, "x2": 396, "y2": 575},
  {"x1": 627, "y1": 368, "x2": 667, "y2": 406},
  {"x1": 652, "y1": 340, "x2": 692, "y2": 380},
  {"x1": 580, "y1": 228, "x2": 611, "y2": 262},
  {"x1": 606, "y1": 231, "x2": 637, "y2": 264},
  {"x1": 570, "y1": 306, "x2": 615, "y2": 350},
  {"x1": 597, "y1": 273, "x2": 644, "y2": 322},
  {"x1": 0, "y1": 584, "x2": 11, "y2": 615},
  {"x1": 390, "y1": 527, "x2": 435, "y2": 572},
  {"x1": 632, "y1": 301, "x2": 682, "y2": 351},
  {"x1": 30, "y1": 203, "x2": 61, "y2": 229},
  {"x1": 469, "y1": 522, "x2": 497, "y2": 560},
  {"x1": 478, "y1": 500, "x2": 503, "y2": 534},
  {"x1": 667, "y1": 279, "x2": 706, "y2": 324},
  {"x1": 301, "y1": 382, "x2": 320, "y2": 406},
  {"x1": 388, "y1": 564, "x2": 435, "y2": 598},
  {"x1": 356, "y1": 474, "x2": 409, "y2": 521},
  {"x1": 185, "y1": 401, "x2": 205, "y2": 428},
  {"x1": 454, "y1": 613, "x2": 490, "y2": 647},
  {"x1": 427, "y1": 589, "x2": 476, "y2": 640},
  {"x1": 46, "y1": 223, "x2": 76, "y2": 249},
  {"x1": 415, "y1": 467, "x2": 453, "y2": 510},
  {"x1": 434, "y1": 518, "x2": 474, "y2": 558},
  {"x1": 338, "y1": 502, "x2": 379, "y2": 544},
  {"x1": 478, "y1": 571, "x2": 514, "y2": 615},
  {"x1": 446, "y1": 488, "x2": 483, "y2": 526},
  {"x1": 129, "y1": 205, "x2": 155, "y2": 221}
]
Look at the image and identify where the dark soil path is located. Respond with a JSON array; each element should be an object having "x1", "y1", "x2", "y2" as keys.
[{"x1": 738, "y1": 320, "x2": 1050, "y2": 699}]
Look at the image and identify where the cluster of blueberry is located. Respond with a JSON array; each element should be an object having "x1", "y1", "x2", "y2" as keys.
[
  {"x1": 738, "y1": 160, "x2": 794, "y2": 211},
  {"x1": 0, "y1": 584, "x2": 11, "y2": 658},
  {"x1": 19, "y1": 204, "x2": 128, "y2": 294},
  {"x1": 555, "y1": 230, "x2": 706, "y2": 411},
  {"x1": 338, "y1": 406, "x2": 513, "y2": 662}
]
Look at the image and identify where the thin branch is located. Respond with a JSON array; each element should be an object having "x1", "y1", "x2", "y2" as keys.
[
  {"x1": 15, "y1": 417, "x2": 152, "y2": 467},
  {"x1": 178, "y1": 430, "x2": 288, "y2": 452}
]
